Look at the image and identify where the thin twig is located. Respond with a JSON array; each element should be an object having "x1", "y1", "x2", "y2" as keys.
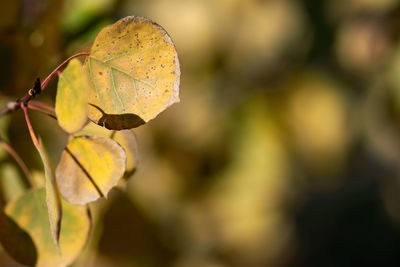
[
  {"x1": 0, "y1": 138, "x2": 35, "y2": 188},
  {"x1": 30, "y1": 100, "x2": 55, "y2": 113},
  {"x1": 27, "y1": 103, "x2": 57, "y2": 120},
  {"x1": 41, "y1": 52, "x2": 90, "y2": 90},
  {"x1": 0, "y1": 52, "x2": 89, "y2": 119},
  {"x1": 21, "y1": 104, "x2": 40, "y2": 149},
  {"x1": 0, "y1": 101, "x2": 20, "y2": 117}
]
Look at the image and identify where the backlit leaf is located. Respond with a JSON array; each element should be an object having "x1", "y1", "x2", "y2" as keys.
[
  {"x1": 56, "y1": 136, "x2": 126, "y2": 205},
  {"x1": 37, "y1": 139, "x2": 62, "y2": 248},
  {"x1": 56, "y1": 58, "x2": 89, "y2": 133},
  {"x1": 1, "y1": 188, "x2": 91, "y2": 267},
  {"x1": 77, "y1": 122, "x2": 139, "y2": 175},
  {"x1": 84, "y1": 16, "x2": 180, "y2": 130}
]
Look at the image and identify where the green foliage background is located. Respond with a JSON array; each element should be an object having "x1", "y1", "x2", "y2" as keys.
[{"x1": 1, "y1": 0, "x2": 400, "y2": 266}]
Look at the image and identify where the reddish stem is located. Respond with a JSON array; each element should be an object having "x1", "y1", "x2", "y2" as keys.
[
  {"x1": 21, "y1": 104, "x2": 40, "y2": 149},
  {"x1": 30, "y1": 100, "x2": 55, "y2": 113},
  {"x1": 0, "y1": 139, "x2": 35, "y2": 188},
  {"x1": 41, "y1": 52, "x2": 90, "y2": 91},
  {"x1": 27, "y1": 103, "x2": 57, "y2": 120}
]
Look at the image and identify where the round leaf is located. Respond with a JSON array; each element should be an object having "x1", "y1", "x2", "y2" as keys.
[
  {"x1": 77, "y1": 122, "x2": 139, "y2": 176},
  {"x1": 56, "y1": 136, "x2": 126, "y2": 205},
  {"x1": 85, "y1": 16, "x2": 180, "y2": 130},
  {"x1": 56, "y1": 58, "x2": 89, "y2": 134},
  {"x1": 1, "y1": 188, "x2": 91, "y2": 267}
]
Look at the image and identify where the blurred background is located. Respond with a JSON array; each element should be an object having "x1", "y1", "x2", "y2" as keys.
[{"x1": 1, "y1": 0, "x2": 400, "y2": 266}]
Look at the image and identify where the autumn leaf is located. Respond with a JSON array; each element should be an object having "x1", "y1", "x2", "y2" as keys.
[
  {"x1": 84, "y1": 16, "x2": 180, "y2": 130},
  {"x1": 56, "y1": 58, "x2": 89, "y2": 134},
  {"x1": 37, "y1": 139, "x2": 62, "y2": 249},
  {"x1": 56, "y1": 135, "x2": 126, "y2": 205},
  {"x1": 77, "y1": 121, "x2": 139, "y2": 176},
  {"x1": 1, "y1": 188, "x2": 91, "y2": 267}
]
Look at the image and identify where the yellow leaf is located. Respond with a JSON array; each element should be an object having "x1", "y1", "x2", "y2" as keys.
[
  {"x1": 56, "y1": 58, "x2": 89, "y2": 133},
  {"x1": 77, "y1": 122, "x2": 139, "y2": 176},
  {"x1": 56, "y1": 136, "x2": 126, "y2": 205},
  {"x1": 37, "y1": 139, "x2": 62, "y2": 249},
  {"x1": 84, "y1": 16, "x2": 180, "y2": 130},
  {"x1": 1, "y1": 188, "x2": 91, "y2": 267}
]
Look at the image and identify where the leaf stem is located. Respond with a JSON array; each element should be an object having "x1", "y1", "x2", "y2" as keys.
[
  {"x1": 41, "y1": 52, "x2": 90, "y2": 91},
  {"x1": 0, "y1": 138, "x2": 35, "y2": 188},
  {"x1": 0, "y1": 52, "x2": 89, "y2": 121},
  {"x1": 30, "y1": 100, "x2": 55, "y2": 113},
  {"x1": 27, "y1": 103, "x2": 57, "y2": 120},
  {"x1": 21, "y1": 104, "x2": 40, "y2": 149}
]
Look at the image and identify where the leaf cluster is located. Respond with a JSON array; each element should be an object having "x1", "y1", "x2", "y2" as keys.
[{"x1": 0, "y1": 16, "x2": 180, "y2": 267}]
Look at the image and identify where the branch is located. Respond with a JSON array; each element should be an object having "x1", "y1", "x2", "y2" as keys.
[{"x1": 0, "y1": 52, "x2": 90, "y2": 119}]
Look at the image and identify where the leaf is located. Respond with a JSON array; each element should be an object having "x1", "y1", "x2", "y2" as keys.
[
  {"x1": 56, "y1": 58, "x2": 89, "y2": 134},
  {"x1": 56, "y1": 135, "x2": 126, "y2": 205},
  {"x1": 1, "y1": 188, "x2": 91, "y2": 267},
  {"x1": 0, "y1": 209, "x2": 37, "y2": 266},
  {"x1": 84, "y1": 16, "x2": 180, "y2": 130},
  {"x1": 0, "y1": 163, "x2": 27, "y2": 202},
  {"x1": 61, "y1": 0, "x2": 115, "y2": 34},
  {"x1": 37, "y1": 139, "x2": 62, "y2": 248},
  {"x1": 77, "y1": 122, "x2": 139, "y2": 176},
  {"x1": 114, "y1": 129, "x2": 138, "y2": 176}
]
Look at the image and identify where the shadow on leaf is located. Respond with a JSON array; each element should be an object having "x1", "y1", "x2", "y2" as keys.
[
  {"x1": 0, "y1": 210, "x2": 37, "y2": 266},
  {"x1": 65, "y1": 147, "x2": 104, "y2": 198},
  {"x1": 89, "y1": 104, "x2": 145, "y2": 130}
]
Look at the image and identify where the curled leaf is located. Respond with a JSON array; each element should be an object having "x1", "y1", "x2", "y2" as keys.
[
  {"x1": 85, "y1": 16, "x2": 180, "y2": 130},
  {"x1": 56, "y1": 136, "x2": 126, "y2": 205},
  {"x1": 2, "y1": 188, "x2": 91, "y2": 267},
  {"x1": 56, "y1": 58, "x2": 89, "y2": 133},
  {"x1": 37, "y1": 139, "x2": 62, "y2": 248}
]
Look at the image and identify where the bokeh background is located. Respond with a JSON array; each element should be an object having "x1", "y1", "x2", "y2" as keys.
[{"x1": 1, "y1": 0, "x2": 400, "y2": 266}]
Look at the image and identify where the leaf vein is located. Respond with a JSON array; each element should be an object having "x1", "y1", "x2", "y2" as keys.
[{"x1": 109, "y1": 68, "x2": 124, "y2": 111}]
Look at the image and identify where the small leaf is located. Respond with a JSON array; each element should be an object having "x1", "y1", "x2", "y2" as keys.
[
  {"x1": 0, "y1": 163, "x2": 27, "y2": 202},
  {"x1": 56, "y1": 135, "x2": 126, "y2": 205},
  {"x1": 37, "y1": 139, "x2": 62, "y2": 248},
  {"x1": 1, "y1": 188, "x2": 91, "y2": 267},
  {"x1": 56, "y1": 58, "x2": 89, "y2": 133},
  {"x1": 84, "y1": 16, "x2": 180, "y2": 130},
  {"x1": 0, "y1": 209, "x2": 37, "y2": 266}
]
